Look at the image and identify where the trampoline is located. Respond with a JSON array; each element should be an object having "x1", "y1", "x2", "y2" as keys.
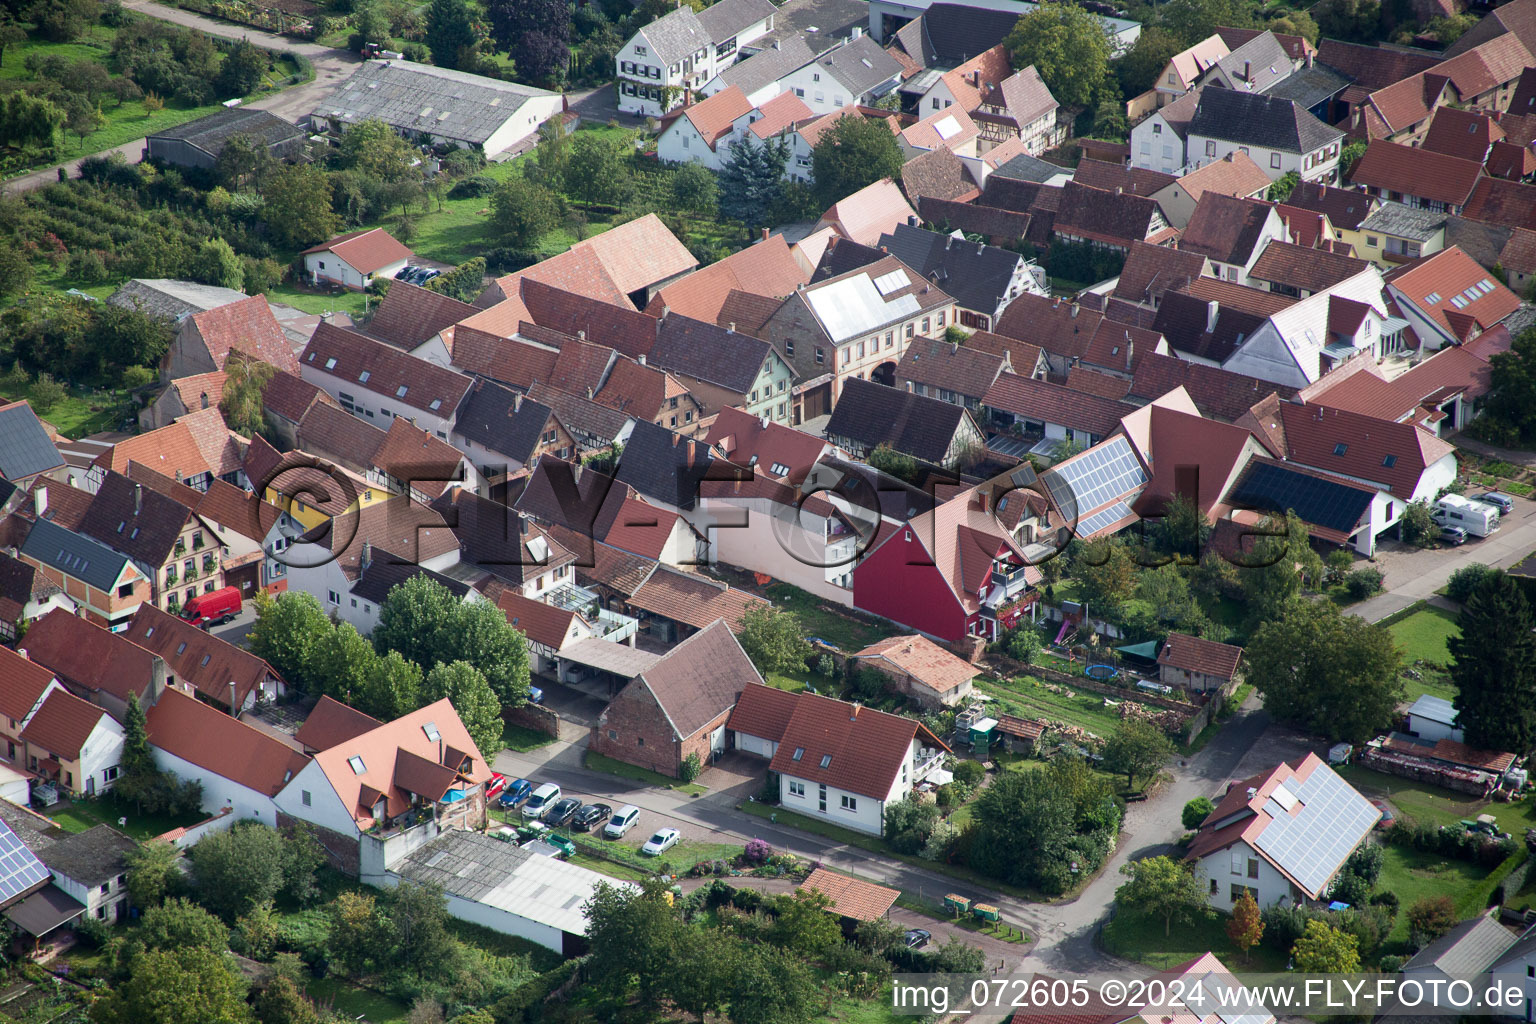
[{"x1": 1084, "y1": 664, "x2": 1118, "y2": 681}]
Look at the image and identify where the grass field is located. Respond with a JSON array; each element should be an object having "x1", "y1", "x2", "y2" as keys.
[
  {"x1": 976, "y1": 676, "x2": 1125, "y2": 739},
  {"x1": 3, "y1": 27, "x2": 305, "y2": 178},
  {"x1": 263, "y1": 281, "x2": 371, "y2": 319},
  {"x1": 567, "y1": 851, "x2": 651, "y2": 881},
  {"x1": 0, "y1": 380, "x2": 130, "y2": 437},
  {"x1": 305, "y1": 977, "x2": 409, "y2": 1024},
  {"x1": 1376, "y1": 844, "x2": 1492, "y2": 951},
  {"x1": 501, "y1": 722, "x2": 557, "y2": 753},
  {"x1": 46, "y1": 792, "x2": 203, "y2": 841},
  {"x1": 764, "y1": 582, "x2": 889, "y2": 652},
  {"x1": 582, "y1": 749, "x2": 707, "y2": 796},
  {"x1": 1388, "y1": 605, "x2": 1459, "y2": 666},
  {"x1": 1100, "y1": 908, "x2": 1288, "y2": 972},
  {"x1": 1335, "y1": 765, "x2": 1536, "y2": 836}
]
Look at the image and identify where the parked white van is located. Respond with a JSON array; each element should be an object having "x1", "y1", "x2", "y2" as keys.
[{"x1": 1433, "y1": 494, "x2": 1500, "y2": 538}]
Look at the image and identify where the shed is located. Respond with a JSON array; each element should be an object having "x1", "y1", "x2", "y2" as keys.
[
  {"x1": 798, "y1": 867, "x2": 899, "y2": 922},
  {"x1": 968, "y1": 716, "x2": 998, "y2": 752},
  {"x1": 1407, "y1": 694, "x2": 1462, "y2": 744}
]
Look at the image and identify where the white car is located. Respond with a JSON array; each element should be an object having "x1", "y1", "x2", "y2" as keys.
[
  {"x1": 604, "y1": 805, "x2": 641, "y2": 839},
  {"x1": 522, "y1": 783, "x2": 560, "y2": 819},
  {"x1": 640, "y1": 827, "x2": 681, "y2": 856}
]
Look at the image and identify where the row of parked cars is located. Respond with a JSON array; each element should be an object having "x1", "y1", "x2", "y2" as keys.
[
  {"x1": 1436, "y1": 490, "x2": 1515, "y2": 546},
  {"x1": 489, "y1": 774, "x2": 681, "y2": 854},
  {"x1": 394, "y1": 264, "x2": 442, "y2": 286}
]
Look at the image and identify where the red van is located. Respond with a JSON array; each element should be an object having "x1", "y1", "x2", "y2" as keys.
[{"x1": 180, "y1": 586, "x2": 242, "y2": 628}]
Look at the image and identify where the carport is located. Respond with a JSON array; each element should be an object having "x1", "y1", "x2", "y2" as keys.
[{"x1": 554, "y1": 638, "x2": 660, "y2": 699}]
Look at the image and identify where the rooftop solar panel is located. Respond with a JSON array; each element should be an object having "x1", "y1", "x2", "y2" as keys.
[
  {"x1": 1228, "y1": 461, "x2": 1373, "y2": 535},
  {"x1": 1041, "y1": 437, "x2": 1147, "y2": 518},
  {"x1": 0, "y1": 818, "x2": 50, "y2": 905},
  {"x1": 1077, "y1": 500, "x2": 1133, "y2": 538},
  {"x1": 1253, "y1": 762, "x2": 1379, "y2": 896}
]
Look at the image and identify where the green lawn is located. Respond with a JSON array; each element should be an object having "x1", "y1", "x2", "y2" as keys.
[
  {"x1": 582, "y1": 749, "x2": 707, "y2": 796},
  {"x1": 763, "y1": 583, "x2": 889, "y2": 652},
  {"x1": 1376, "y1": 844, "x2": 1492, "y2": 951},
  {"x1": 501, "y1": 722, "x2": 557, "y2": 753},
  {"x1": 0, "y1": 380, "x2": 130, "y2": 437},
  {"x1": 1388, "y1": 605, "x2": 1460, "y2": 666},
  {"x1": 3, "y1": 28, "x2": 306, "y2": 178},
  {"x1": 305, "y1": 977, "x2": 410, "y2": 1024},
  {"x1": 46, "y1": 792, "x2": 204, "y2": 841},
  {"x1": 1335, "y1": 765, "x2": 1536, "y2": 836},
  {"x1": 568, "y1": 851, "x2": 651, "y2": 882},
  {"x1": 767, "y1": 669, "x2": 817, "y2": 692},
  {"x1": 262, "y1": 281, "x2": 371, "y2": 319},
  {"x1": 975, "y1": 676, "x2": 1125, "y2": 739},
  {"x1": 1100, "y1": 908, "x2": 1289, "y2": 973}
]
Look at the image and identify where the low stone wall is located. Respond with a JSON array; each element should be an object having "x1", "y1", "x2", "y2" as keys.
[{"x1": 504, "y1": 702, "x2": 560, "y2": 738}]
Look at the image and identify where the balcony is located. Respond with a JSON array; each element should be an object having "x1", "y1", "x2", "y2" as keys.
[
  {"x1": 912, "y1": 749, "x2": 946, "y2": 783},
  {"x1": 983, "y1": 563, "x2": 1033, "y2": 609}
]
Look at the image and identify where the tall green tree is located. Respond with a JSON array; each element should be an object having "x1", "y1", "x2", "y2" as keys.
[
  {"x1": 188, "y1": 822, "x2": 286, "y2": 923},
  {"x1": 424, "y1": 660, "x2": 503, "y2": 761},
  {"x1": 374, "y1": 575, "x2": 531, "y2": 704},
  {"x1": 249, "y1": 591, "x2": 334, "y2": 693},
  {"x1": 1114, "y1": 26, "x2": 1184, "y2": 97},
  {"x1": 565, "y1": 130, "x2": 633, "y2": 208},
  {"x1": 1291, "y1": 919, "x2": 1360, "y2": 972},
  {"x1": 1101, "y1": 719, "x2": 1174, "y2": 791},
  {"x1": 425, "y1": 256, "x2": 486, "y2": 302},
  {"x1": 726, "y1": 943, "x2": 821, "y2": 1024},
  {"x1": 1159, "y1": 0, "x2": 1257, "y2": 45},
  {"x1": 584, "y1": 879, "x2": 686, "y2": 1010},
  {"x1": 1235, "y1": 511, "x2": 1322, "y2": 623},
  {"x1": 89, "y1": 947, "x2": 252, "y2": 1024},
  {"x1": 360, "y1": 649, "x2": 424, "y2": 720},
  {"x1": 489, "y1": 175, "x2": 560, "y2": 248},
  {"x1": 219, "y1": 356, "x2": 275, "y2": 438},
  {"x1": 718, "y1": 134, "x2": 787, "y2": 231},
  {"x1": 1115, "y1": 856, "x2": 1206, "y2": 936},
  {"x1": 424, "y1": 0, "x2": 478, "y2": 70},
  {"x1": 1450, "y1": 572, "x2": 1536, "y2": 753},
  {"x1": 811, "y1": 115, "x2": 904, "y2": 208},
  {"x1": 1004, "y1": 3, "x2": 1110, "y2": 108},
  {"x1": 124, "y1": 839, "x2": 182, "y2": 909},
  {"x1": 1483, "y1": 328, "x2": 1536, "y2": 443},
  {"x1": 137, "y1": 897, "x2": 230, "y2": 953},
  {"x1": 216, "y1": 39, "x2": 268, "y2": 96},
  {"x1": 381, "y1": 881, "x2": 459, "y2": 977},
  {"x1": 669, "y1": 929, "x2": 742, "y2": 1024},
  {"x1": 198, "y1": 238, "x2": 244, "y2": 291},
  {"x1": 338, "y1": 118, "x2": 417, "y2": 183},
  {"x1": 735, "y1": 605, "x2": 811, "y2": 677},
  {"x1": 262, "y1": 163, "x2": 338, "y2": 249},
  {"x1": 1246, "y1": 598, "x2": 1402, "y2": 742}
]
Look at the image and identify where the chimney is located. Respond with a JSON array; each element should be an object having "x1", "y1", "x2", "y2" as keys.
[
  {"x1": 1126, "y1": 339, "x2": 1134, "y2": 371},
  {"x1": 174, "y1": 469, "x2": 182, "y2": 483},
  {"x1": 850, "y1": 24, "x2": 862, "y2": 38},
  {"x1": 1246, "y1": 786, "x2": 1258, "y2": 800},
  {"x1": 761, "y1": 227, "x2": 770, "y2": 241},
  {"x1": 586, "y1": 386, "x2": 594, "y2": 398},
  {"x1": 1206, "y1": 300, "x2": 1219, "y2": 333},
  {"x1": 638, "y1": 354, "x2": 647, "y2": 365},
  {"x1": 905, "y1": 380, "x2": 914, "y2": 392},
  {"x1": 133, "y1": 483, "x2": 142, "y2": 515},
  {"x1": 32, "y1": 487, "x2": 46, "y2": 517},
  {"x1": 578, "y1": 330, "x2": 586, "y2": 341},
  {"x1": 513, "y1": 392, "x2": 523, "y2": 412},
  {"x1": 727, "y1": 322, "x2": 736, "y2": 333},
  {"x1": 1319, "y1": 182, "x2": 1327, "y2": 197},
  {"x1": 1070, "y1": 301, "x2": 1079, "y2": 318},
  {"x1": 361, "y1": 541, "x2": 372, "y2": 569},
  {"x1": 1305, "y1": 50, "x2": 1314, "y2": 68},
  {"x1": 686, "y1": 439, "x2": 695, "y2": 460},
  {"x1": 907, "y1": 215, "x2": 918, "y2": 227},
  {"x1": 1243, "y1": 60, "x2": 1251, "y2": 82},
  {"x1": 230, "y1": 681, "x2": 238, "y2": 717}
]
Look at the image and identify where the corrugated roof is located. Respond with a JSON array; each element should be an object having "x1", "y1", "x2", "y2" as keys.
[{"x1": 317, "y1": 60, "x2": 557, "y2": 148}]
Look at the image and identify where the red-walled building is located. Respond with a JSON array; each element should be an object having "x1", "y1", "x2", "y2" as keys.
[{"x1": 853, "y1": 477, "x2": 1042, "y2": 643}]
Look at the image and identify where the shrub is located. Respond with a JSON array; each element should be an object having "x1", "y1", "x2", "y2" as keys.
[
  {"x1": 816, "y1": 654, "x2": 835, "y2": 677},
  {"x1": 952, "y1": 760, "x2": 985, "y2": 787},
  {"x1": 1344, "y1": 568, "x2": 1384, "y2": 599},
  {"x1": 402, "y1": 41, "x2": 429, "y2": 62},
  {"x1": 1406, "y1": 895, "x2": 1457, "y2": 946},
  {"x1": 679, "y1": 751, "x2": 702, "y2": 782},
  {"x1": 1370, "y1": 890, "x2": 1399, "y2": 915},
  {"x1": 448, "y1": 174, "x2": 497, "y2": 199},
  {"x1": 1182, "y1": 797, "x2": 1214, "y2": 830},
  {"x1": 1446, "y1": 563, "x2": 1497, "y2": 604},
  {"x1": 743, "y1": 838, "x2": 770, "y2": 864}
]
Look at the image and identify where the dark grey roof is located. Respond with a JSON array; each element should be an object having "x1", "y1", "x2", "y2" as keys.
[
  {"x1": 1445, "y1": 217, "x2": 1512, "y2": 268},
  {"x1": 824, "y1": 377, "x2": 972, "y2": 464},
  {"x1": 0, "y1": 403, "x2": 63, "y2": 481},
  {"x1": 1360, "y1": 201, "x2": 1446, "y2": 242},
  {"x1": 696, "y1": 0, "x2": 777, "y2": 43},
  {"x1": 1212, "y1": 32, "x2": 1294, "y2": 92},
  {"x1": 637, "y1": 6, "x2": 713, "y2": 64},
  {"x1": 815, "y1": 35, "x2": 902, "y2": 97},
  {"x1": 812, "y1": 239, "x2": 884, "y2": 281},
  {"x1": 147, "y1": 107, "x2": 303, "y2": 157},
  {"x1": 718, "y1": 35, "x2": 818, "y2": 95},
  {"x1": 106, "y1": 280, "x2": 249, "y2": 323},
  {"x1": 876, "y1": 224, "x2": 1025, "y2": 318},
  {"x1": 454, "y1": 380, "x2": 552, "y2": 466},
  {"x1": 36, "y1": 825, "x2": 135, "y2": 888},
  {"x1": 525, "y1": 383, "x2": 634, "y2": 449},
  {"x1": 991, "y1": 152, "x2": 1069, "y2": 183},
  {"x1": 747, "y1": 0, "x2": 867, "y2": 54},
  {"x1": 615, "y1": 420, "x2": 745, "y2": 511},
  {"x1": 811, "y1": 456, "x2": 939, "y2": 521},
  {"x1": 916, "y1": 3, "x2": 1021, "y2": 64},
  {"x1": 19, "y1": 518, "x2": 134, "y2": 594},
  {"x1": 1403, "y1": 914, "x2": 1517, "y2": 977},
  {"x1": 649, "y1": 314, "x2": 772, "y2": 394},
  {"x1": 1187, "y1": 88, "x2": 1343, "y2": 155},
  {"x1": 78, "y1": 472, "x2": 193, "y2": 568},
  {"x1": 3, "y1": 884, "x2": 83, "y2": 935},
  {"x1": 349, "y1": 549, "x2": 471, "y2": 605},
  {"x1": 316, "y1": 60, "x2": 557, "y2": 147},
  {"x1": 1263, "y1": 62, "x2": 1351, "y2": 110}
]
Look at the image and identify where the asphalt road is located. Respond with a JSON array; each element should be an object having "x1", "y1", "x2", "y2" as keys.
[{"x1": 4, "y1": 2, "x2": 358, "y2": 194}]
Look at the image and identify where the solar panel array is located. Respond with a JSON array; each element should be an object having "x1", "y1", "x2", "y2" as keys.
[
  {"x1": 1253, "y1": 763, "x2": 1380, "y2": 896},
  {"x1": 1228, "y1": 461, "x2": 1373, "y2": 534},
  {"x1": 1077, "y1": 501, "x2": 1133, "y2": 538},
  {"x1": 0, "y1": 819, "x2": 49, "y2": 904},
  {"x1": 1041, "y1": 437, "x2": 1147, "y2": 518}
]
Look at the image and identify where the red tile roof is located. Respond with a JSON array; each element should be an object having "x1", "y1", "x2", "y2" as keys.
[
  {"x1": 900, "y1": 105, "x2": 980, "y2": 153},
  {"x1": 1128, "y1": 352, "x2": 1295, "y2": 421},
  {"x1": 1499, "y1": 226, "x2": 1536, "y2": 274},
  {"x1": 670, "y1": 85, "x2": 754, "y2": 149},
  {"x1": 147, "y1": 686, "x2": 311, "y2": 796},
  {"x1": 628, "y1": 566, "x2": 767, "y2": 632},
  {"x1": 765, "y1": 689, "x2": 948, "y2": 801},
  {"x1": 128, "y1": 604, "x2": 280, "y2": 710},
  {"x1": 300, "y1": 322, "x2": 472, "y2": 417},
  {"x1": 301, "y1": 227, "x2": 413, "y2": 275},
  {"x1": 1247, "y1": 240, "x2": 1371, "y2": 294},
  {"x1": 370, "y1": 416, "x2": 466, "y2": 499},
  {"x1": 20, "y1": 688, "x2": 107, "y2": 761},
  {"x1": 187, "y1": 295, "x2": 299, "y2": 375},
  {"x1": 799, "y1": 867, "x2": 900, "y2": 921},
  {"x1": 1173, "y1": 151, "x2": 1272, "y2": 205},
  {"x1": 1274, "y1": 400, "x2": 1455, "y2": 496},
  {"x1": 855, "y1": 635, "x2": 976, "y2": 695},
  {"x1": 495, "y1": 589, "x2": 580, "y2": 650},
  {"x1": 523, "y1": 278, "x2": 658, "y2": 361},
  {"x1": 820, "y1": 178, "x2": 917, "y2": 246},
  {"x1": 1157, "y1": 632, "x2": 1243, "y2": 679},
  {"x1": 982, "y1": 372, "x2": 1135, "y2": 437},
  {"x1": 363, "y1": 280, "x2": 477, "y2": 350},
  {"x1": 0, "y1": 648, "x2": 56, "y2": 724},
  {"x1": 295, "y1": 695, "x2": 381, "y2": 751},
  {"x1": 643, "y1": 237, "x2": 809, "y2": 324},
  {"x1": 1350, "y1": 140, "x2": 1483, "y2": 207},
  {"x1": 574, "y1": 213, "x2": 699, "y2": 297},
  {"x1": 750, "y1": 90, "x2": 814, "y2": 139},
  {"x1": 1386, "y1": 245, "x2": 1521, "y2": 342},
  {"x1": 725, "y1": 681, "x2": 800, "y2": 742},
  {"x1": 1462, "y1": 175, "x2": 1536, "y2": 228},
  {"x1": 20, "y1": 609, "x2": 158, "y2": 703},
  {"x1": 1065, "y1": 366, "x2": 1132, "y2": 400},
  {"x1": 1113, "y1": 242, "x2": 1208, "y2": 306},
  {"x1": 1421, "y1": 106, "x2": 1503, "y2": 162},
  {"x1": 899, "y1": 146, "x2": 981, "y2": 206},
  {"x1": 703, "y1": 407, "x2": 827, "y2": 481}
]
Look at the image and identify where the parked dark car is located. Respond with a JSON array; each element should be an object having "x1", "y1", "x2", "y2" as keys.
[
  {"x1": 543, "y1": 796, "x2": 582, "y2": 827},
  {"x1": 496, "y1": 778, "x2": 532, "y2": 809},
  {"x1": 904, "y1": 929, "x2": 932, "y2": 949},
  {"x1": 571, "y1": 803, "x2": 612, "y2": 832},
  {"x1": 1480, "y1": 491, "x2": 1515, "y2": 516}
]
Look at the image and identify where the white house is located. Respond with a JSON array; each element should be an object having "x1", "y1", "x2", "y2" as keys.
[
  {"x1": 299, "y1": 322, "x2": 473, "y2": 441},
  {"x1": 146, "y1": 687, "x2": 311, "y2": 827},
  {"x1": 1491, "y1": 928, "x2": 1536, "y2": 1023},
  {"x1": 776, "y1": 32, "x2": 902, "y2": 115},
  {"x1": 726, "y1": 685, "x2": 950, "y2": 835},
  {"x1": 616, "y1": 0, "x2": 778, "y2": 116},
  {"x1": 1184, "y1": 88, "x2": 1344, "y2": 184},
  {"x1": 656, "y1": 85, "x2": 756, "y2": 170},
  {"x1": 19, "y1": 689, "x2": 123, "y2": 800},
  {"x1": 301, "y1": 228, "x2": 412, "y2": 292},
  {"x1": 1185, "y1": 752, "x2": 1380, "y2": 911},
  {"x1": 38, "y1": 826, "x2": 138, "y2": 925}
]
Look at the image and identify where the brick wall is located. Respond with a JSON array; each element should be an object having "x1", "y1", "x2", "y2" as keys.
[
  {"x1": 504, "y1": 703, "x2": 560, "y2": 738},
  {"x1": 590, "y1": 683, "x2": 684, "y2": 777},
  {"x1": 279, "y1": 811, "x2": 360, "y2": 876}
]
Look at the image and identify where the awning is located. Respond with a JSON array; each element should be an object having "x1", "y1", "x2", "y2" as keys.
[
  {"x1": 1114, "y1": 641, "x2": 1160, "y2": 659},
  {"x1": 4, "y1": 885, "x2": 85, "y2": 937}
]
